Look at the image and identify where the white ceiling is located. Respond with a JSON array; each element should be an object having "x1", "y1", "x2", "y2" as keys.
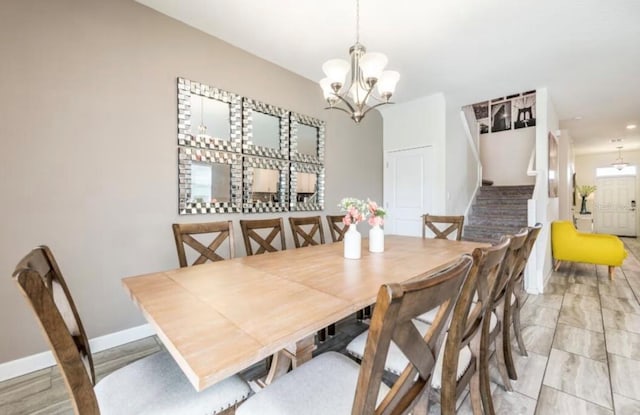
[{"x1": 137, "y1": 0, "x2": 640, "y2": 155}]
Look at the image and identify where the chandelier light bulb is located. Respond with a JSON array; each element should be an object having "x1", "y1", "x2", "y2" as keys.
[
  {"x1": 322, "y1": 59, "x2": 350, "y2": 87},
  {"x1": 377, "y1": 70, "x2": 400, "y2": 99},
  {"x1": 359, "y1": 52, "x2": 388, "y2": 82}
]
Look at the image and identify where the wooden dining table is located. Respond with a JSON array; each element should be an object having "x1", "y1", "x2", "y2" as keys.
[{"x1": 121, "y1": 235, "x2": 486, "y2": 391}]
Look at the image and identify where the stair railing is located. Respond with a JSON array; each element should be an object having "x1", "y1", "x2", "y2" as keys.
[{"x1": 461, "y1": 108, "x2": 482, "y2": 218}]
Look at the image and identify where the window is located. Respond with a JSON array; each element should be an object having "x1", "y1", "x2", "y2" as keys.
[{"x1": 595, "y1": 166, "x2": 636, "y2": 177}]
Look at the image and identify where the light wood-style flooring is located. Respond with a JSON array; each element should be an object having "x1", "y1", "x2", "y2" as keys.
[{"x1": 2, "y1": 238, "x2": 640, "y2": 414}]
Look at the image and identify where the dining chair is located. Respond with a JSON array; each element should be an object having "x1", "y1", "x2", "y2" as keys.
[
  {"x1": 503, "y1": 223, "x2": 542, "y2": 380},
  {"x1": 346, "y1": 238, "x2": 510, "y2": 415},
  {"x1": 236, "y1": 255, "x2": 474, "y2": 415},
  {"x1": 172, "y1": 221, "x2": 235, "y2": 267},
  {"x1": 12, "y1": 246, "x2": 251, "y2": 415},
  {"x1": 288, "y1": 216, "x2": 325, "y2": 248},
  {"x1": 239, "y1": 218, "x2": 286, "y2": 256},
  {"x1": 422, "y1": 214, "x2": 465, "y2": 241},
  {"x1": 326, "y1": 214, "x2": 348, "y2": 242}
]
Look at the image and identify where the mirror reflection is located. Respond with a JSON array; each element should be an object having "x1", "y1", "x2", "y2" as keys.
[
  {"x1": 190, "y1": 162, "x2": 231, "y2": 203},
  {"x1": 297, "y1": 124, "x2": 319, "y2": 157},
  {"x1": 190, "y1": 95, "x2": 231, "y2": 140},
  {"x1": 252, "y1": 112, "x2": 280, "y2": 149},
  {"x1": 251, "y1": 168, "x2": 280, "y2": 203},
  {"x1": 296, "y1": 172, "x2": 317, "y2": 203}
]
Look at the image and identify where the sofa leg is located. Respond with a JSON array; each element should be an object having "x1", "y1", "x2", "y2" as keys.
[
  {"x1": 608, "y1": 266, "x2": 615, "y2": 281},
  {"x1": 553, "y1": 260, "x2": 561, "y2": 271}
]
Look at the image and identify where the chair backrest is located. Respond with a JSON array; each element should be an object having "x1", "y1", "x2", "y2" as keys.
[
  {"x1": 172, "y1": 221, "x2": 235, "y2": 267},
  {"x1": 13, "y1": 246, "x2": 100, "y2": 414},
  {"x1": 422, "y1": 214, "x2": 465, "y2": 241},
  {"x1": 288, "y1": 216, "x2": 325, "y2": 248},
  {"x1": 511, "y1": 223, "x2": 542, "y2": 289},
  {"x1": 439, "y1": 238, "x2": 510, "y2": 411},
  {"x1": 326, "y1": 214, "x2": 348, "y2": 242},
  {"x1": 352, "y1": 255, "x2": 473, "y2": 414},
  {"x1": 492, "y1": 229, "x2": 529, "y2": 303},
  {"x1": 239, "y1": 218, "x2": 287, "y2": 256}
]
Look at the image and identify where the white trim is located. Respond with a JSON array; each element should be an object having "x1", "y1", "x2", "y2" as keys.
[{"x1": 0, "y1": 324, "x2": 154, "y2": 382}]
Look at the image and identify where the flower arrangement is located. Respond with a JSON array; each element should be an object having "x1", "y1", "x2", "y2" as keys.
[
  {"x1": 367, "y1": 199, "x2": 386, "y2": 227},
  {"x1": 339, "y1": 198, "x2": 368, "y2": 225},
  {"x1": 577, "y1": 185, "x2": 596, "y2": 198}
]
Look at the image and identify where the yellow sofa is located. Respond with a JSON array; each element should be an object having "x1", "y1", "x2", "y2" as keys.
[{"x1": 551, "y1": 220, "x2": 627, "y2": 280}]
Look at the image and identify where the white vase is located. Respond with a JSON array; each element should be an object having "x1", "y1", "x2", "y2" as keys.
[
  {"x1": 343, "y1": 224, "x2": 362, "y2": 259},
  {"x1": 369, "y1": 224, "x2": 384, "y2": 253}
]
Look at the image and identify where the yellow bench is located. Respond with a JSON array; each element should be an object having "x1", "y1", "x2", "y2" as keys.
[{"x1": 551, "y1": 220, "x2": 627, "y2": 280}]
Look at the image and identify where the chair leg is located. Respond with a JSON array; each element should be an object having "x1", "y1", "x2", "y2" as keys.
[
  {"x1": 608, "y1": 266, "x2": 615, "y2": 281},
  {"x1": 553, "y1": 259, "x2": 561, "y2": 271},
  {"x1": 494, "y1": 323, "x2": 513, "y2": 391},
  {"x1": 512, "y1": 301, "x2": 528, "y2": 357},
  {"x1": 356, "y1": 309, "x2": 364, "y2": 321},
  {"x1": 479, "y1": 319, "x2": 496, "y2": 415},
  {"x1": 327, "y1": 323, "x2": 336, "y2": 336},
  {"x1": 317, "y1": 328, "x2": 326, "y2": 342},
  {"x1": 469, "y1": 370, "x2": 485, "y2": 415}
]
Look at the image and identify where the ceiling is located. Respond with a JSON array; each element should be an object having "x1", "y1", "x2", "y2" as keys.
[{"x1": 136, "y1": 0, "x2": 640, "y2": 155}]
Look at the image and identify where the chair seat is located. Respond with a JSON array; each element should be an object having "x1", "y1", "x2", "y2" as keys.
[
  {"x1": 236, "y1": 352, "x2": 389, "y2": 415},
  {"x1": 346, "y1": 320, "x2": 472, "y2": 388},
  {"x1": 96, "y1": 351, "x2": 251, "y2": 415}
]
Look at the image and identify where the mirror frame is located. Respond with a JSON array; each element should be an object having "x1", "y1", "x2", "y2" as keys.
[
  {"x1": 177, "y1": 77, "x2": 242, "y2": 153},
  {"x1": 242, "y1": 98, "x2": 289, "y2": 160},
  {"x1": 178, "y1": 146, "x2": 242, "y2": 214},
  {"x1": 242, "y1": 156, "x2": 289, "y2": 213},
  {"x1": 290, "y1": 112, "x2": 325, "y2": 165},
  {"x1": 290, "y1": 162, "x2": 325, "y2": 211}
]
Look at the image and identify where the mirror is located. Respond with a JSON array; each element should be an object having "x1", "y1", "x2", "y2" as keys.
[
  {"x1": 290, "y1": 162, "x2": 324, "y2": 211},
  {"x1": 190, "y1": 95, "x2": 231, "y2": 141},
  {"x1": 178, "y1": 147, "x2": 242, "y2": 214},
  {"x1": 177, "y1": 77, "x2": 241, "y2": 152},
  {"x1": 242, "y1": 98, "x2": 289, "y2": 159},
  {"x1": 190, "y1": 162, "x2": 231, "y2": 203},
  {"x1": 243, "y1": 156, "x2": 289, "y2": 213},
  {"x1": 251, "y1": 112, "x2": 281, "y2": 150},
  {"x1": 290, "y1": 112, "x2": 325, "y2": 164},
  {"x1": 297, "y1": 124, "x2": 319, "y2": 157}
]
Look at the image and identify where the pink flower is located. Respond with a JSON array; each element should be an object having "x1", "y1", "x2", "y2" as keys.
[
  {"x1": 342, "y1": 214, "x2": 352, "y2": 226},
  {"x1": 368, "y1": 215, "x2": 384, "y2": 227}
]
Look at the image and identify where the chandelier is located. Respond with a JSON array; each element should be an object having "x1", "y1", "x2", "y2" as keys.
[
  {"x1": 612, "y1": 146, "x2": 629, "y2": 170},
  {"x1": 319, "y1": 0, "x2": 400, "y2": 123}
]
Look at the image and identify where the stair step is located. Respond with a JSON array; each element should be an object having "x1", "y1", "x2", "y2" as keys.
[{"x1": 467, "y1": 218, "x2": 527, "y2": 227}]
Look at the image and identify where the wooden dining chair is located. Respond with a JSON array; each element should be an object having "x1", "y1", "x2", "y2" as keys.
[
  {"x1": 503, "y1": 223, "x2": 542, "y2": 380},
  {"x1": 236, "y1": 255, "x2": 474, "y2": 415},
  {"x1": 172, "y1": 221, "x2": 235, "y2": 267},
  {"x1": 239, "y1": 218, "x2": 286, "y2": 256},
  {"x1": 13, "y1": 246, "x2": 251, "y2": 415},
  {"x1": 346, "y1": 238, "x2": 510, "y2": 415},
  {"x1": 288, "y1": 216, "x2": 325, "y2": 248},
  {"x1": 422, "y1": 214, "x2": 465, "y2": 241},
  {"x1": 326, "y1": 214, "x2": 348, "y2": 242}
]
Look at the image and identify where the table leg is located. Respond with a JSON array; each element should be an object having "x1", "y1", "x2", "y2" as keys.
[{"x1": 262, "y1": 335, "x2": 316, "y2": 385}]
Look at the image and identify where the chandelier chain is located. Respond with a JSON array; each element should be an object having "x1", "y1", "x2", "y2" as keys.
[{"x1": 356, "y1": 0, "x2": 360, "y2": 44}]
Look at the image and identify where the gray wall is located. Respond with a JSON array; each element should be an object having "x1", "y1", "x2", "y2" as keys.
[{"x1": 0, "y1": 0, "x2": 383, "y2": 363}]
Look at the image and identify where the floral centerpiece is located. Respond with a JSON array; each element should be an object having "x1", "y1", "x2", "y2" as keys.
[
  {"x1": 367, "y1": 199, "x2": 386, "y2": 227},
  {"x1": 577, "y1": 185, "x2": 596, "y2": 214},
  {"x1": 339, "y1": 198, "x2": 368, "y2": 225}
]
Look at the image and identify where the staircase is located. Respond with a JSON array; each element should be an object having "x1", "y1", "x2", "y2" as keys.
[{"x1": 463, "y1": 185, "x2": 534, "y2": 243}]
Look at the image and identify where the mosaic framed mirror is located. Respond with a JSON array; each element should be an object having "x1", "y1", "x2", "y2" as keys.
[
  {"x1": 290, "y1": 113, "x2": 325, "y2": 165},
  {"x1": 178, "y1": 147, "x2": 242, "y2": 214},
  {"x1": 242, "y1": 98, "x2": 289, "y2": 159},
  {"x1": 290, "y1": 162, "x2": 325, "y2": 211},
  {"x1": 242, "y1": 156, "x2": 289, "y2": 213},
  {"x1": 177, "y1": 77, "x2": 242, "y2": 153}
]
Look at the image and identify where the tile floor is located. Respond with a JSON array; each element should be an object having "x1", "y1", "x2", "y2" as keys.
[{"x1": 2, "y1": 238, "x2": 640, "y2": 414}]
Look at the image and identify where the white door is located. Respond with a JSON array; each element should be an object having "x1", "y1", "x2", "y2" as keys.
[
  {"x1": 594, "y1": 176, "x2": 636, "y2": 236},
  {"x1": 384, "y1": 147, "x2": 435, "y2": 236}
]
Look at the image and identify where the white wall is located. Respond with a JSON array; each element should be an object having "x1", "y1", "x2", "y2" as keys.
[
  {"x1": 479, "y1": 128, "x2": 536, "y2": 185},
  {"x1": 380, "y1": 93, "x2": 447, "y2": 214},
  {"x1": 558, "y1": 129, "x2": 575, "y2": 220},
  {"x1": 0, "y1": 0, "x2": 383, "y2": 365}
]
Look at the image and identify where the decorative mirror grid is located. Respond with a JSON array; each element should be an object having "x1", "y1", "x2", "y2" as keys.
[
  {"x1": 242, "y1": 156, "x2": 289, "y2": 213},
  {"x1": 242, "y1": 98, "x2": 289, "y2": 159},
  {"x1": 290, "y1": 162, "x2": 325, "y2": 211},
  {"x1": 178, "y1": 147, "x2": 242, "y2": 214},
  {"x1": 290, "y1": 112, "x2": 325, "y2": 165},
  {"x1": 177, "y1": 77, "x2": 242, "y2": 153}
]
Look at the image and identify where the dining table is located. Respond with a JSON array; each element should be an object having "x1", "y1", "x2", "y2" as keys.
[{"x1": 121, "y1": 235, "x2": 486, "y2": 392}]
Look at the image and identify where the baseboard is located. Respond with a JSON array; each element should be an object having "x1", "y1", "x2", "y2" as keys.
[{"x1": 0, "y1": 324, "x2": 154, "y2": 383}]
